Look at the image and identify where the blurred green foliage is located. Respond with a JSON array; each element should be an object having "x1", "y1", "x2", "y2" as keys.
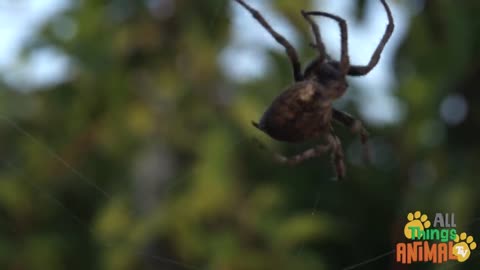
[{"x1": 1, "y1": 0, "x2": 480, "y2": 269}]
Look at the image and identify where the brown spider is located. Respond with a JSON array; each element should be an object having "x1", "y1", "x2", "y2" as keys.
[{"x1": 235, "y1": 0, "x2": 394, "y2": 179}]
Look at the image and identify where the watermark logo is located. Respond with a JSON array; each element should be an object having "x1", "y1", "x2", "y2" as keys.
[{"x1": 396, "y1": 211, "x2": 476, "y2": 264}]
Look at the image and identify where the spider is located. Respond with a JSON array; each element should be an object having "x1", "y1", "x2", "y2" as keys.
[{"x1": 235, "y1": 0, "x2": 394, "y2": 179}]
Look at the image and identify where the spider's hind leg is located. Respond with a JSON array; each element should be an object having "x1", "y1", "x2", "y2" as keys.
[
  {"x1": 251, "y1": 134, "x2": 346, "y2": 180},
  {"x1": 251, "y1": 137, "x2": 331, "y2": 165},
  {"x1": 326, "y1": 133, "x2": 346, "y2": 180},
  {"x1": 332, "y1": 109, "x2": 371, "y2": 163},
  {"x1": 256, "y1": 141, "x2": 331, "y2": 166}
]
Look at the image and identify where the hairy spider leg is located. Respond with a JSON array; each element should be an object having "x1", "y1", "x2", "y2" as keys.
[
  {"x1": 345, "y1": 0, "x2": 395, "y2": 76},
  {"x1": 303, "y1": 11, "x2": 350, "y2": 75},
  {"x1": 328, "y1": 132, "x2": 346, "y2": 180},
  {"x1": 332, "y1": 109, "x2": 371, "y2": 162},
  {"x1": 251, "y1": 137, "x2": 331, "y2": 165},
  {"x1": 274, "y1": 144, "x2": 332, "y2": 166},
  {"x1": 234, "y1": 0, "x2": 303, "y2": 81},
  {"x1": 251, "y1": 134, "x2": 346, "y2": 180},
  {"x1": 301, "y1": 10, "x2": 327, "y2": 63}
]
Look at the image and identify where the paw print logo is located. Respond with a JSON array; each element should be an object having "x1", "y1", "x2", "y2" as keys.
[
  {"x1": 404, "y1": 211, "x2": 431, "y2": 239},
  {"x1": 453, "y1": 232, "x2": 477, "y2": 262}
]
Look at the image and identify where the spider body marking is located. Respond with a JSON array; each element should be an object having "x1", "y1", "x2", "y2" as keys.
[
  {"x1": 236, "y1": 0, "x2": 394, "y2": 179},
  {"x1": 254, "y1": 80, "x2": 335, "y2": 142}
]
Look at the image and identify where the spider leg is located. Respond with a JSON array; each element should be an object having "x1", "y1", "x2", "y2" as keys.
[
  {"x1": 270, "y1": 143, "x2": 331, "y2": 166},
  {"x1": 332, "y1": 109, "x2": 371, "y2": 163},
  {"x1": 300, "y1": 10, "x2": 327, "y2": 63},
  {"x1": 251, "y1": 134, "x2": 346, "y2": 180},
  {"x1": 344, "y1": 0, "x2": 394, "y2": 76},
  {"x1": 234, "y1": 0, "x2": 303, "y2": 81},
  {"x1": 251, "y1": 137, "x2": 331, "y2": 166},
  {"x1": 302, "y1": 11, "x2": 350, "y2": 75},
  {"x1": 328, "y1": 133, "x2": 346, "y2": 180}
]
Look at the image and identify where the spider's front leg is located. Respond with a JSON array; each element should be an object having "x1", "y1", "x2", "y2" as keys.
[
  {"x1": 234, "y1": 0, "x2": 303, "y2": 81},
  {"x1": 340, "y1": 0, "x2": 394, "y2": 76},
  {"x1": 302, "y1": 10, "x2": 350, "y2": 75},
  {"x1": 332, "y1": 109, "x2": 371, "y2": 162}
]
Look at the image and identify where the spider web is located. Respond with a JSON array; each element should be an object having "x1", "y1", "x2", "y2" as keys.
[
  {"x1": 4, "y1": 110, "x2": 480, "y2": 270},
  {"x1": 0, "y1": 110, "x2": 393, "y2": 270}
]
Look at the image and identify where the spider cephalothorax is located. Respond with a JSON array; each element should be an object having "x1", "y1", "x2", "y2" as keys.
[{"x1": 235, "y1": 0, "x2": 394, "y2": 179}]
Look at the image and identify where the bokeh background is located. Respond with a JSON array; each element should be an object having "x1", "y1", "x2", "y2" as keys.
[{"x1": 1, "y1": 0, "x2": 479, "y2": 269}]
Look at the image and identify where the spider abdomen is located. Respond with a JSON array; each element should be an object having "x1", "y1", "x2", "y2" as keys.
[{"x1": 254, "y1": 80, "x2": 333, "y2": 142}]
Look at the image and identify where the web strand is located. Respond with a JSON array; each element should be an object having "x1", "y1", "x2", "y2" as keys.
[
  {"x1": 0, "y1": 115, "x2": 201, "y2": 270},
  {"x1": 342, "y1": 249, "x2": 395, "y2": 270},
  {"x1": 0, "y1": 115, "x2": 111, "y2": 199}
]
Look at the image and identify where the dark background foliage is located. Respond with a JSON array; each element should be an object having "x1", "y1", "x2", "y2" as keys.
[{"x1": 0, "y1": 0, "x2": 479, "y2": 269}]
